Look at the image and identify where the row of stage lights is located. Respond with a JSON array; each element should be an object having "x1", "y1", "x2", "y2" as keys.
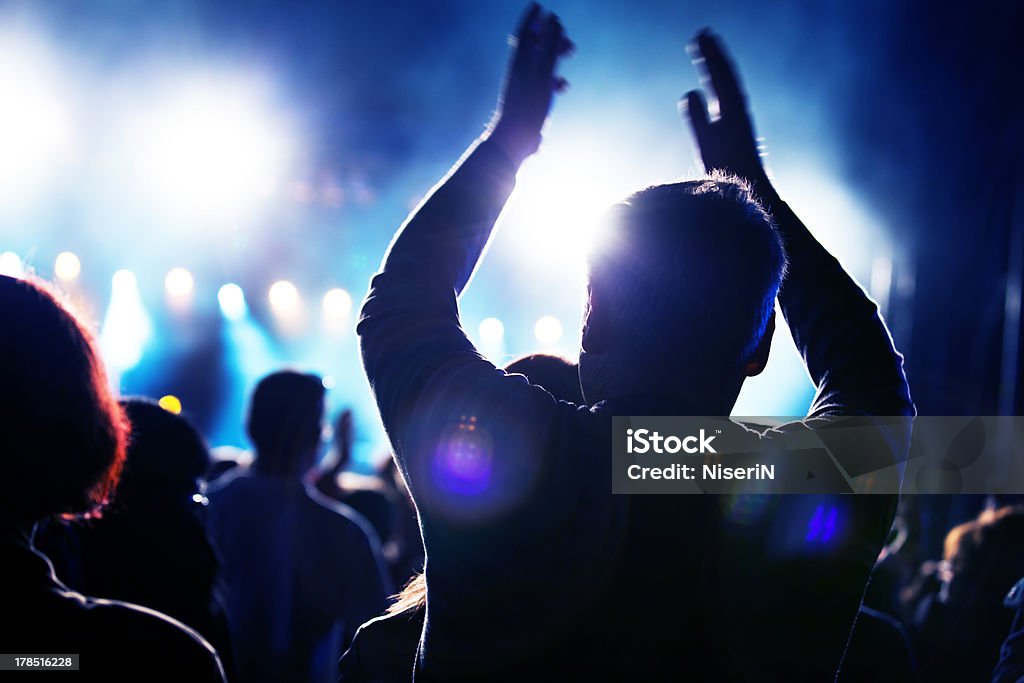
[{"x1": 0, "y1": 250, "x2": 566, "y2": 346}]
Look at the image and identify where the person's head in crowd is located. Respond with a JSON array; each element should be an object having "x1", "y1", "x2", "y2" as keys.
[
  {"x1": 909, "y1": 504, "x2": 1024, "y2": 681},
  {"x1": 939, "y1": 504, "x2": 1024, "y2": 607},
  {"x1": 116, "y1": 398, "x2": 209, "y2": 510},
  {"x1": 0, "y1": 275, "x2": 127, "y2": 524},
  {"x1": 579, "y1": 175, "x2": 786, "y2": 410},
  {"x1": 247, "y1": 370, "x2": 325, "y2": 477},
  {"x1": 505, "y1": 354, "x2": 584, "y2": 404}
]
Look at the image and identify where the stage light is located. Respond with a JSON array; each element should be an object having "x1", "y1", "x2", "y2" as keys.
[
  {"x1": 322, "y1": 288, "x2": 352, "y2": 319},
  {"x1": 127, "y1": 76, "x2": 297, "y2": 219},
  {"x1": 322, "y1": 375, "x2": 336, "y2": 390},
  {"x1": 158, "y1": 394, "x2": 182, "y2": 415},
  {"x1": 269, "y1": 280, "x2": 300, "y2": 316},
  {"x1": 54, "y1": 251, "x2": 80, "y2": 281},
  {"x1": 213, "y1": 305, "x2": 280, "y2": 447},
  {"x1": 504, "y1": 136, "x2": 640, "y2": 288},
  {"x1": 534, "y1": 315, "x2": 563, "y2": 345},
  {"x1": 0, "y1": 251, "x2": 23, "y2": 277},
  {"x1": 774, "y1": 162, "x2": 882, "y2": 280},
  {"x1": 112, "y1": 269, "x2": 136, "y2": 290},
  {"x1": 101, "y1": 269, "x2": 152, "y2": 372},
  {"x1": 217, "y1": 283, "x2": 247, "y2": 321},
  {"x1": 479, "y1": 317, "x2": 505, "y2": 344},
  {"x1": 165, "y1": 267, "x2": 194, "y2": 298},
  {"x1": 0, "y1": 30, "x2": 73, "y2": 209}
]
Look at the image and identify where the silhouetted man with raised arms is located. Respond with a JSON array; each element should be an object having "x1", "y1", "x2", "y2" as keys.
[{"x1": 358, "y1": 5, "x2": 913, "y2": 680}]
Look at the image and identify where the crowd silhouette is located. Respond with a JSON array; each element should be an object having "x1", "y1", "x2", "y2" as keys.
[{"x1": 4, "y1": 4, "x2": 1022, "y2": 682}]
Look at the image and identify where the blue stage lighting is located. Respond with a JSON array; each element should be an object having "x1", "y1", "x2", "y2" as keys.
[
  {"x1": 100, "y1": 269, "x2": 152, "y2": 372},
  {"x1": 218, "y1": 283, "x2": 247, "y2": 321}
]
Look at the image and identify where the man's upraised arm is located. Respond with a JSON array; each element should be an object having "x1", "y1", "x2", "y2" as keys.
[
  {"x1": 357, "y1": 6, "x2": 573, "y2": 483},
  {"x1": 683, "y1": 30, "x2": 913, "y2": 419},
  {"x1": 682, "y1": 33, "x2": 913, "y2": 679}
]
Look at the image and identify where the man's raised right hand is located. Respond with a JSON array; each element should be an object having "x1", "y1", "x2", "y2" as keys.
[
  {"x1": 682, "y1": 30, "x2": 774, "y2": 200},
  {"x1": 489, "y1": 3, "x2": 574, "y2": 164}
]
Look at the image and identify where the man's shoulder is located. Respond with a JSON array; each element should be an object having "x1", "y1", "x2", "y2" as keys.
[
  {"x1": 49, "y1": 591, "x2": 225, "y2": 680},
  {"x1": 304, "y1": 487, "x2": 379, "y2": 541},
  {"x1": 205, "y1": 468, "x2": 253, "y2": 499}
]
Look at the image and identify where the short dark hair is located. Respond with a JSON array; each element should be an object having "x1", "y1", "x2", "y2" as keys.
[
  {"x1": 587, "y1": 175, "x2": 786, "y2": 366},
  {"x1": 505, "y1": 354, "x2": 583, "y2": 404},
  {"x1": 0, "y1": 275, "x2": 127, "y2": 521},
  {"x1": 246, "y1": 370, "x2": 325, "y2": 474},
  {"x1": 119, "y1": 398, "x2": 210, "y2": 506}
]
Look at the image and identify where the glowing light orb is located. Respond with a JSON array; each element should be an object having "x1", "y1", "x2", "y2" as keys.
[
  {"x1": 165, "y1": 267, "x2": 194, "y2": 297},
  {"x1": 478, "y1": 317, "x2": 505, "y2": 344},
  {"x1": 218, "y1": 283, "x2": 247, "y2": 320},
  {"x1": 54, "y1": 251, "x2": 81, "y2": 281},
  {"x1": 533, "y1": 315, "x2": 563, "y2": 345},
  {"x1": 0, "y1": 251, "x2": 24, "y2": 277},
  {"x1": 158, "y1": 394, "x2": 183, "y2": 414},
  {"x1": 112, "y1": 269, "x2": 137, "y2": 291},
  {"x1": 268, "y1": 280, "x2": 300, "y2": 316},
  {"x1": 322, "y1": 288, "x2": 352, "y2": 318}
]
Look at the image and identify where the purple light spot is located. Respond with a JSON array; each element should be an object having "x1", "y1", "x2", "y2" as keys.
[{"x1": 431, "y1": 421, "x2": 493, "y2": 496}]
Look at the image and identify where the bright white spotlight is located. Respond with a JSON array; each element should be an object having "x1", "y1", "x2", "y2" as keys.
[
  {"x1": 112, "y1": 269, "x2": 136, "y2": 290},
  {"x1": 0, "y1": 29, "x2": 73, "y2": 209},
  {"x1": 54, "y1": 251, "x2": 81, "y2": 281},
  {"x1": 534, "y1": 315, "x2": 563, "y2": 345},
  {"x1": 217, "y1": 283, "x2": 247, "y2": 321},
  {"x1": 101, "y1": 269, "x2": 152, "y2": 372},
  {"x1": 773, "y1": 159, "x2": 886, "y2": 280},
  {"x1": 165, "y1": 267, "x2": 195, "y2": 298},
  {"x1": 0, "y1": 251, "x2": 24, "y2": 277},
  {"x1": 269, "y1": 280, "x2": 300, "y2": 316},
  {"x1": 128, "y1": 76, "x2": 296, "y2": 219},
  {"x1": 479, "y1": 317, "x2": 505, "y2": 344},
  {"x1": 504, "y1": 135, "x2": 641, "y2": 287},
  {"x1": 322, "y1": 288, "x2": 352, "y2": 319}
]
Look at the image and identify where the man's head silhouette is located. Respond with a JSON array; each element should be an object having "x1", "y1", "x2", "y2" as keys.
[
  {"x1": 247, "y1": 370, "x2": 325, "y2": 477},
  {"x1": 119, "y1": 397, "x2": 210, "y2": 508},
  {"x1": 580, "y1": 175, "x2": 786, "y2": 411}
]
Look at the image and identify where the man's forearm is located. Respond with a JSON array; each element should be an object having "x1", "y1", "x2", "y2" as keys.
[
  {"x1": 356, "y1": 133, "x2": 526, "y2": 479},
  {"x1": 762, "y1": 187, "x2": 913, "y2": 417},
  {"x1": 374, "y1": 135, "x2": 520, "y2": 298}
]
